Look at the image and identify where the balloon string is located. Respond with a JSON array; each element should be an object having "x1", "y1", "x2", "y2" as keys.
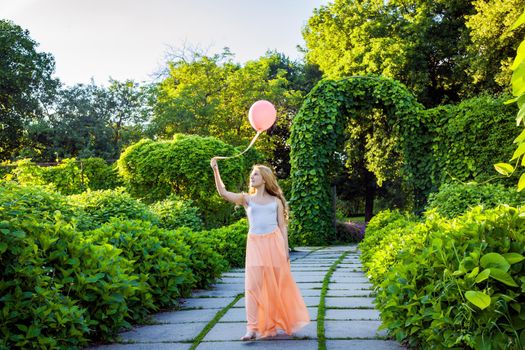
[{"x1": 215, "y1": 131, "x2": 262, "y2": 160}]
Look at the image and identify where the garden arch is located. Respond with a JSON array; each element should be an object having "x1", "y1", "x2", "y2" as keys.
[{"x1": 288, "y1": 76, "x2": 427, "y2": 245}]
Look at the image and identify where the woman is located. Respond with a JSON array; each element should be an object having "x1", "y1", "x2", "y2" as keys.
[{"x1": 210, "y1": 158, "x2": 310, "y2": 340}]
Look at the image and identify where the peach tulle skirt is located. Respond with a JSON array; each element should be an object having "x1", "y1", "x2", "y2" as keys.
[{"x1": 244, "y1": 227, "x2": 310, "y2": 337}]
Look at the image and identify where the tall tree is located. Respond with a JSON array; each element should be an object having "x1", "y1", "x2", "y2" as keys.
[
  {"x1": 465, "y1": 0, "x2": 525, "y2": 93},
  {"x1": 303, "y1": 0, "x2": 475, "y2": 107},
  {"x1": 0, "y1": 20, "x2": 59, "y2": 160}
]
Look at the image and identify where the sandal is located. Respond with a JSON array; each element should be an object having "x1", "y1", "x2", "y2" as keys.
[{"x1": 241, "y1": 331, "x2": 257, "y2": 341}]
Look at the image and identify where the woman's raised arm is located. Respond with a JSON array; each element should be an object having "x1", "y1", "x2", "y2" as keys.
[{"x1": 210, "y1": 157, "x2": 247, "y2": 206}]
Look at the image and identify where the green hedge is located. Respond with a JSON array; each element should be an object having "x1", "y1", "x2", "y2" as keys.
[
  {"x1": 86, "y1": 219, "x2": 200, "y2": 319},
  {"x1": 117, "y1": 134, "x2": 253, "y2": 228},
  {"x1": 426, "y1": 182, "x2": 525, "y2": 218},
  {"x1": 69, "y1": 188, "x2": 159, "y2": 230},
  {"x1": 150, "y1": 195, "x2": 204, "y2": 231},
  {"x1": 0, "y1": 182, "x2": 249, "y2": 349},
  {"x1": 6, "y1": 157, "x2": 122, "y2": 195},
  {"x1": 360, "y1": 207, "x2": 525, "y2": 349},
  {"x1": 425, "y1": 95, "x2": 520, "y2": 189}
]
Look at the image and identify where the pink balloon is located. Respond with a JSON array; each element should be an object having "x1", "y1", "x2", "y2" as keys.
[{"x1": 248, "y1": 100, "x2": 276, "y2": 132}]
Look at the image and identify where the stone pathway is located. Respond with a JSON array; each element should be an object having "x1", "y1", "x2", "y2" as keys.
[{"x1": 86, "y1": 245, "x2": 404, "y2": 350}]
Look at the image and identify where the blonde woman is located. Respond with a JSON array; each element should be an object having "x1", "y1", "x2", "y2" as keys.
[{"x1": 210, "y1": 158, "x2": 310, "y2": 341}]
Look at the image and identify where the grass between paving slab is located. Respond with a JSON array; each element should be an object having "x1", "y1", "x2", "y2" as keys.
[
  {"x1": 188, "y1": 292, "x2": 243, "y2": 350},
  {"x1": 317, "y1": 250, "x2": 350, "y2": 350}
]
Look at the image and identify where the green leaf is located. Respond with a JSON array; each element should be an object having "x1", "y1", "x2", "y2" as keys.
[
  {"x1": 475, "y1": 269, "x2": 491, "y2": 283},
  {"x1": 514, "y1": 129, "x2": 525, "y2": 144},
  {"x1": 481, "y1": 252, "x2": 510, "y2": 272},
  {"x1": 465, "y1": 290, "x2": 491, "y2": 310},
  {"x1": 503, "y1": 253, "x2": 525, "y2": 264},
  {"x1": 512, "y1": 142, "x2": 525, "y2": 160},
  {"x1": 511, "y1": 10, "x2": 525, "y2": 31},
  {"x1": 519, "y1": 173, "x2": 525, "y2": 192},
  {"x1": 490, "y1": 268, "x2": 519, "y2": 287},
  {"x1": 494, "y1": 163, "x2": 514, "y2": 176}
]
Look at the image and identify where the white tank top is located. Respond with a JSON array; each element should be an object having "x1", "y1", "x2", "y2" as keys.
[{"x1": 246, "y1": 196, "x2": 278, "y2": 234}]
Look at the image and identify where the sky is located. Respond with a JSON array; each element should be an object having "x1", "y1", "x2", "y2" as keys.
[{"x1": 2, "y1": 0, "x2": 329, "y2": 86}]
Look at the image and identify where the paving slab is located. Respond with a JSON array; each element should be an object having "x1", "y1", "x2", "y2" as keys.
[
  {"x1": 331, "y1": 277, "x2": 370, "y2": 284},
  {"x1": 329, "y1": 283, "x2": 372, "y2": 290},
  {"x1": 295, "y1": 282, "x2": 323, "y2": 289},
  {"x1": 326, "y1": 340, "x2": 405, "y2": 349},
  {"x1": 119, "y1": 322, "x2": 205, "y2": 343},
  {"x1": 325, "y1": 320, "x2": 386, "y2": 339},
  {"x1": 196, "y1": 340, "x2": 318, "y2": 350},
  {"x1": 219, "y1": 306, "x2": 318, "y2": 322},
  {"x1": 325, "y1": 297, "x2": 375, "y2": 308},
  {"x1": 191, "y1": 289, "x2": 242, "y2": 297},
  {"x1": 85, "y1": 343, "x2": 191, "y2": 350},
  {"x1": 327, "y1": 289, "x2": 374, "y2": 297},
  {"x1": 202, "y1": 322, "x2": 317, "y2": 341},
  {"x1": 179, "y1": 297, "x2": 233, "y2": 309},
  {"x1": 152, "y1": 308, "x2": 219, "y2": 324},
  {"x1": 325, "y1": 308, "x2": 380, "y2": 321}
]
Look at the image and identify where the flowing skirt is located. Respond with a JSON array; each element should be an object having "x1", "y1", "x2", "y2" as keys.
[{"x1": 245, "y1": 227, "x2": 310, "y2": 337}]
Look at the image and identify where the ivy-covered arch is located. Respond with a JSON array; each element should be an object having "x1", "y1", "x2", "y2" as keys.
[{"x1": 288, "y1": 76, "x2": 427, "y2": 245}]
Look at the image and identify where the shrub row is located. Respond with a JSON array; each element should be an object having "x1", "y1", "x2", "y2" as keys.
[
  {"x1": 360, "y1": 207, "x2": 525, "y2": 349},
  {"x1": 0, "y1": 182, "x2": 248, "y2": 349}
]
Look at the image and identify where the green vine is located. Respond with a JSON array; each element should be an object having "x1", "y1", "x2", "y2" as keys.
[{"x1": 289, "y1": 76, "x2": 423, "y2": 245}]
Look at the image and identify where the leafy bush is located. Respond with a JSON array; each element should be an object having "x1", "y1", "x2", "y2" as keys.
[
  {"x1": 117, "y1": 134, "x2": 252, "y2": 228},
  {"x1": 69, "y1": 187, "x2": 158, "y2": 230},
  {"x1": 359, "y1": 210, "x2": 421, "y2": 284},
  {"x1": 361, "y1": 207, "x2": 525, "y2": 349},
  {"x1": 168, "y1": 227, "x2": 229, "y2": 288},
  {"x1": 0, "y1": 212, "x2": 140, "y2": 348},
  {"x1": 150, "y1": 195, "x2": 203, "y2": 231},
  {"x1": 426, "y1": 182, "x2": 525, "y2": 218},
  {"x1": 206, "y1": 218, "x2": 249, "y2": 268},
  {"x1": 8, "y1": 157, "x2": 122, "y2": 195},
  {"x1": 0, "y1": 181, "x2": 77, "y2": 223},
  {"x1": 425, "y1": 95, "x2": 519, "y2": 188},
  {"x1": 0, "y1": 219, "x2": 88, "y2": 349},
  {"x1": 87, "y1": 219, "x2": 195, "y2": 314}
]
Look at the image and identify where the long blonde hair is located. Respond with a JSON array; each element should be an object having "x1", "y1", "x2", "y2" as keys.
[{"x1": 248, "y1": 164, "x2": 289, "y2": 222}]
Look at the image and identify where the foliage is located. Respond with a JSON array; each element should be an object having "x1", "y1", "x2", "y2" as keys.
[
  {"x1": 167, "y1": 227, "x2": 228, "y2": 289},
  {"x1": 205, "y1": 218, "x2": 249, "y2": 268},
  {"x1": 0, "y1": 20, "x2": 59, "y2": 161},
  {"x1": 465, "y1": 0, "x2": 525, "y2": 92},
  {"x1": 426, "y1": 182, "x2": 525, "y2": 218},
  {"x1": 118, "y1": 134, "x2": 251, "y2": 228},
  {"x1": 303, "y1": 0, "x2": 524, "y2": 106},
  {"x1": 150, "y1": 195, "x2": 203, "y2": 231},
  {"x1": 0, "y1": 212, "x2": 140, "y2": 347},
  {"x1": 425, "y1": 95, "x2": 520, "y2": 188},
  {"x1": 150, "y1": 50, "x2": 321, "y2": 177},
  {"x1": 495, "y1": 9, "x2": 525, "y2": 192},
  {"x1": 361, "y1": 207, "x2": 525, "y2": 349},
  {"x1": 69, "y1": 188, "x2": 158, "y2": 230},
  {"x1": 6, "y1": 157, "x2": 123, "y2": 195},
  {"x1": 303, "y1": 0, "x2": 475, "y2": 107},
  {"x1": 0, "y1": 181, "x2": 77, "y2": 223},
  {"x1": 87, "y1": 219, "x2": 195, "y2": 314},
  {"x1": 22, "y1": 80, "x2": 151, "y2": 162},
  {"x1": 289, "y1": 76, "x2": 423, "y2": 245}
]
